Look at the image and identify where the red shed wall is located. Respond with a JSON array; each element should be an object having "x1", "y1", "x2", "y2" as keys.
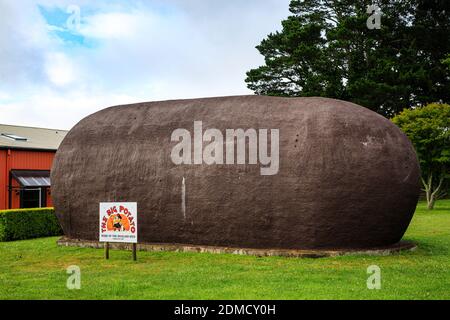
[
  {"x1": 0, "y1": 150, "x2": 6, "y2": 209},
  {"x1": 0, "y1": 149, "x2": 56, "y2": 210}
]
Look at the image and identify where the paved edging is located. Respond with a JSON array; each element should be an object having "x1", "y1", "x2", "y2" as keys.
[{"x1": 57, "y1": 236, "x2": 416, "y2": 258}]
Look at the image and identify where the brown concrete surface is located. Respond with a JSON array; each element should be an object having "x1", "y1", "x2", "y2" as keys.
[{"x1": 51, "y1": 95, "x2": 421, "y2": 250}]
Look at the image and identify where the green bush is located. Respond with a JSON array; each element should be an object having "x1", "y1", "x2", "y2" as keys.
[{"x1": 0, "y1": 208, "x2": 62, "y2": 241}]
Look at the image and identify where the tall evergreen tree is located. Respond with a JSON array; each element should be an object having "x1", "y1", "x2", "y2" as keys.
[{"x1": 246, "y1": 0, "x2": 450, "y2": 117}]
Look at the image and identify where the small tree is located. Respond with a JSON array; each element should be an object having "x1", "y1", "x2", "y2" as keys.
[{"x1": 392, "y1": 103, "x2": 450, "y2": 209}]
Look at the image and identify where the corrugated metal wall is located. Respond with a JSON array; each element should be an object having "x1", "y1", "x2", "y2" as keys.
[{"x1": 0, "y1": 149, "x2": 56, "y2": 210}]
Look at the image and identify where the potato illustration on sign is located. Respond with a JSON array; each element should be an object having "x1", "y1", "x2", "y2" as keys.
[{"x1": 108, "y1": 214, "x2": 128, "y2": 232}]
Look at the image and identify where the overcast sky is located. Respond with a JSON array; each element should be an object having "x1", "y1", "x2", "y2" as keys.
[{"x1": 0, "y1": 0, "x2": 290, "y2": 129}]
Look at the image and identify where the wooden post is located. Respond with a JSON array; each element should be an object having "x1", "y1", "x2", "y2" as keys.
[
  {"x1": 105, "y1": 242, "x2": 109, "y2": 259},
  {"x1": 132, "y1": 243, "x2": 137, "y2": 261}
]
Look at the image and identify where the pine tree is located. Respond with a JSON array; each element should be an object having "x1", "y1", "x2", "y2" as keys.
[{"x1": 246, "y1": 0, "x2": 450, "y2": 117}]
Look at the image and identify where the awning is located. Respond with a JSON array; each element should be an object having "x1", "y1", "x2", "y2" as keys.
[{"x1": 11, "y1": 170, "x2": 51, "y2": 187}]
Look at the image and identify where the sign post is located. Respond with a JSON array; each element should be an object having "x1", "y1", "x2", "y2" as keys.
[
  {"x1": 99, "y1": 202, "x2": 138, "y2": 261},
  {"x1": 105, "y1": 242, "x2": 109, "y2": 259}
]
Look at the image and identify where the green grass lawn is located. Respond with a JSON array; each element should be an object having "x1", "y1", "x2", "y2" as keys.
[{"x1": 0, "y1": 200, "x2": 449, "y2": 300}]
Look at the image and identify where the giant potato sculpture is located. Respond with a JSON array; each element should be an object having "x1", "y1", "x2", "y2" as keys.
[{"x1": 52, "y1": 96, "x2": 420, "y2": 250}]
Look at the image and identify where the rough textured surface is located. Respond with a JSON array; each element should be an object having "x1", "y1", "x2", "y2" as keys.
[{"x1": 51, "y1": 95, "x2": 421, "y2": 250}]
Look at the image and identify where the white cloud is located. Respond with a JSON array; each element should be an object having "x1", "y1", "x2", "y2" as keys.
[
  {"x1": 79, "y1": 12, "x2": 141, "y2": 39},
  {"x1": 0, "y1": 1, "x2": 51, "y2": 88},
  {"x1": 45, "y1": 52, "x2": 77, "y2": 86},
  {"x1": 0, "y1": 0, "x2": 291, "y2": 129},
  {"x1": 0, "y1": 87, "x2": 144, "y2": 129},
  {"x1": 0, "y1": 91, "x2": 11, "y2": 100}
]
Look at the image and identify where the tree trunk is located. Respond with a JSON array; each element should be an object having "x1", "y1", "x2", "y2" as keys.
[
  {"x1": 421, "y1": 174, "x2": 444, "y2": 210},
  {"x1": 427, "y1": 194, "x2": 436, "y2": 210}
]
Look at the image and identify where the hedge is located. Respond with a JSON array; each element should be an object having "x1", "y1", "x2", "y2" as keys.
[{"x1": 0, "y1": 208, "x2": 62, "y2": 241}]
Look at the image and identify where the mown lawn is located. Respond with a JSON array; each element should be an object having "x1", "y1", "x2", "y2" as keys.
[{"x1": 0, "y1": 200, "x2": 449, "y2": 300}]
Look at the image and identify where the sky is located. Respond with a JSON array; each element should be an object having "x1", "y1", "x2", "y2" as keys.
[{"x1": 0, "y1": 0, "x2": 291, "y2": 130}]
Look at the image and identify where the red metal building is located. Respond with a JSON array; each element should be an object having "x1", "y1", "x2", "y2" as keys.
[{"x1": 0, "y1": 124, "x2": 67, "y2": 210}]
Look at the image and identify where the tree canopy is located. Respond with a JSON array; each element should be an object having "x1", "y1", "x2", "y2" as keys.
[
  {"x1": 392, "y1": 103, "x2": 450, "y2": 209},
  {"x1": 246, "y1": 0, "x2": 450, "y2": 117}
]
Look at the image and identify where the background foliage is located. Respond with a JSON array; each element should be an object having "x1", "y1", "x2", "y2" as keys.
[{"x1": 246, "y1": 0, "x2": 450, "y2": 117}]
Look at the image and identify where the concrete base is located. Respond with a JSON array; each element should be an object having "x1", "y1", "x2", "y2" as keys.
[{"x1": 57, "y1": 236, "x2": 416, "y2": 258}]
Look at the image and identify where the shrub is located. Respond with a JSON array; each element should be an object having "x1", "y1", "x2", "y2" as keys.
[{"x1": 0, "y1": 208, "x2": 62, "y2": 241}]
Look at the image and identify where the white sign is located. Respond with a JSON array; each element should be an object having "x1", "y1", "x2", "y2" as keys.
[{"x1": 99, "y1": 202, "x2": 137, "y2": 243}]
